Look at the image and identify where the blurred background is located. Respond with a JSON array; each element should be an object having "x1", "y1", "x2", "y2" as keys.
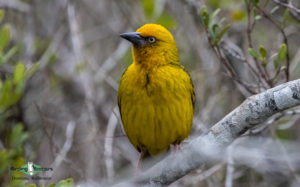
[{"x1": 0, "y1": 0, "x2": 300, "y2": 186}]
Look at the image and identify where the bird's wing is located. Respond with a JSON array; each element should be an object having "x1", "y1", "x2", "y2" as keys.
[
  {"x1": 169, "y1": 63, "x2": 195, "y2": 110},
  {"x1": 118, "y1": 67, "x2": 129, "y2": 121}
]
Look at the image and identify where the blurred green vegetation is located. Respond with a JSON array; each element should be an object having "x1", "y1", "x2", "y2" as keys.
[{"x1": 0, "y1": 9, "x2": 73, "y2": 187}]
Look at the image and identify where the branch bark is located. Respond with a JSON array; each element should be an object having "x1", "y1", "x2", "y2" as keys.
[{"x1": 114, "y1": 79, "x2": 300, "y2": 187}]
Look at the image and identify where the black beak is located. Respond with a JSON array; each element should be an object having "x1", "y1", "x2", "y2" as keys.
[{"x1": 120, "y1": 32, "x2": 145, "y2": 47}]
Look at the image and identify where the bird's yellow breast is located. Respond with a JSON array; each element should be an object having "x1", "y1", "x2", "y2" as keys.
[{"x1": 118, "y1": 63, "x2": 194, "y2": 155}]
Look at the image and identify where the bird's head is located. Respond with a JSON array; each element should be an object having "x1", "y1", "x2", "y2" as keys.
[{"x1": 120, "y1": 24, "x2": 180, "y2": 67}]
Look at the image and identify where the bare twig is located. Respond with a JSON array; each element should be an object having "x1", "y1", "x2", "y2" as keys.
[
  {"x1": 39, "y1": 26, "x2": 67, "y2": 69},
  {"x1": 0, "y1": 0, "x2": 30, "y2": 13},
  {"x1": 273, "y1": 0, "x2": 300, "y2": 14},
  {"x1": 35, "y1": 103, "x2": 59, "y2": 156},
  {"x1": 274, "y1": 135, "x2": 300, "y2": 185},
  {"x1": 67, "y1": 2, "x2": 100, "y2": 131},
  {"x1": 225, "y1": 142, "x2": 235, "y2": 187},
  {"x1": 180, "y1": 163, "x2": 225, "y2": 185},
  {"x1": 244, "y1": 109, "x2": 300, "y2": 135},
  {"x1": 24, "y1": 7, "x2": 34, "y2": 66},
  {"x1": 104, "y1": 107, "x2": 119, "y2": 182},
  {"x1": 278, "y1": 115, "x2": 300, "y2": 130},
  {"x1": 220, "y1": 41, "x2": 261, "y2": 88},
  {"x1": 215, "y1": 45, "x2": 257, "y2": 94},
  {"x1": 94, "y1": 40, "x2": 130, "y2": 82},
  {"x1": 52, "y1": 121, "x2": 76, "y2": 170}
]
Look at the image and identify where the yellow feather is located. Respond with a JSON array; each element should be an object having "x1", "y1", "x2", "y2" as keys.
[{"x1": 118, "y1": 24, "x2": 195, "y2": 155}]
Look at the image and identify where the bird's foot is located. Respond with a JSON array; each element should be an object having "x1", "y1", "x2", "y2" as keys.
[
  {"x1": 171, "y1": 144, "x2": 182, "y2": 155},
  {"x1": 135, "y1": 150, "x2": 145, "y2": 176}
]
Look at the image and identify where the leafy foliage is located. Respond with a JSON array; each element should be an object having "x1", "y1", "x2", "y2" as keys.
[
  {"x1": 26, "y1": 178, "x2": 74, "y2": 187},
  {"x1": 199, "y1": 6, "x2": 230, "y2": 46},
  {"x1": 0, "y1": 10, "x2": 38, "y2": 187},
  {"x1": 0, "y1": 9, "x2": 73, "y2": 187}
]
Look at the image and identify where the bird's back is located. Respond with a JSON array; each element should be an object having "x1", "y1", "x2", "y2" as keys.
[{"x1": 118, "y1": 63, "x2": 195, "y2": 155}]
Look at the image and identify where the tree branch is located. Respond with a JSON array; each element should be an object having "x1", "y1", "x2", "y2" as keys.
[{"x1": 113, "y1": 79, "x2": 300, "y2": 187}]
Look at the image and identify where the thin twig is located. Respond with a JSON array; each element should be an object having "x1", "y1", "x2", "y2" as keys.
[
  {"x1": 225, "y1": 146, "x2": 235, "y2": 187},
  {"x1": 39, "y1": 26, "x2": 67, "y2": 69},
  {"x1": 205, "y1": 26, "x2": 256, "y2": 94},
  {"x1": 35, "y1": 103, "x2": 59, "y2": 156},
  {"x1": 220, "y1": 41, "x2": 262, "y2": 90},
  {"x1": 243, "y1": 109, "x2": 300, "y2": 135},
  {"x1": 182, "y1": 163, "x2": 225, "y2": 185},
  {"x1": 273, "y1": 0, "x2": 300, "y2": 14},
  {"x1": 274, "y1": 135, "x2": 300, "y2": 185},
  {"x1": 256, "y1": 5, "x2": 290, "y2": 81},
  {"x1": 51, "y1": 121, "x2": 76, "y2": 170},
  {"x1": 0, "y1": 0, "x2": 30, "y2": 12},
  {"x1": 104, "y1": 107, "x2": 119, "y2": 182},
  {"x1": 94, "y1": 40, "x2": 130, "y2": 82},
  {"x1": 245, "y1": 0, "x2": 270, "y2": 89},
  {"x1": 215, "y1": 44, "x2": 256, "y2": 94},
  {"x1": 270, "y1": 65, "x2": 282, "y2": 82},
  {"x1": 214, "y1": 45, "x2": 238, "y2": 79}
]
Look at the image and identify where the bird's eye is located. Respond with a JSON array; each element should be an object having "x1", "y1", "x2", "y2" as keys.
[{"x1": 147, "y1": 37, "x2": 156, "y2": 43}]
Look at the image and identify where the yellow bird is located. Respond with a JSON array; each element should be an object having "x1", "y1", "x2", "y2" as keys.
[{"x1": 118, "y1": 24, "x2": 195, "y2": 165}]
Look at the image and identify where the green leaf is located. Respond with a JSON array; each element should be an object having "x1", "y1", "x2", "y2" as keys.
[
  {"x1": 0, "y1": 24, "x2": 10, "y2": 51},
  {"x1": 0, "y1": 150, "x2": 15, "y2": 175},
  {"x1": 0, "y1": 80, "x2": 12, "y2": 108},
  {"x1": 2, "y1": 46, "x2": 18, "y2": 64},
  {"x1": 0, "y1": 55, "x2": 3, "y2": 66},
  {"x1": 13, "y1": 63, "x2": 25, "y2": 84},
  {"x1": 270, "y1": 52, "x2": 278, "y2": 59},
  {"x1": 280, "y1": 66, "x2": 286, "y2": 70},
  {"x1": 27, "y1": 184, "x2": 37, "y2": 187},
  {"x1": 209, "y1": 23, "x2": 221, "y2": 41},
  {"x1": 213, "y1": 24, "x2": 230, "y2": 45},
  {"x1": 273, "y1": 59, "x2": 279, "y2": 69},
  {"x1": 278, "y1": 44, "x2": 287, "y2": 63},
  {"x1": 259, "y1": 46, "x2": 267, "y2": 57},
  {"x1": 56, "y1": 178, "x2": 74, "y2": 187},
  {"x1": 211, "y1": 8, "x2": 220, "y2": 19},
  {"x1": 25, "y1": 62, "x2": 40, "y2": 78},
  {"x1": 270, "y1": 6, "x2": 279, "y2": 14},
  {"x1": 248, "y1": 48, "x2": 259, "y2": 59},
  {"x1": 258, "y1": 44, "x2": 266, "y2": 64},
  {"x1": 9, "y1": 124, "x2": 28, "y2": 150},
  {"x1": 255, "y1": 15, "x2": 262, "y2": 20},
  {"x1": 200, "y1": 6, "x2": 210, "y2": 27},
  {"x1": 0, "y1": 10, "x2": 4, "y2": 23},
  {"x1": 0, "y1": 80, "x2": 23, "y2": 108}
]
